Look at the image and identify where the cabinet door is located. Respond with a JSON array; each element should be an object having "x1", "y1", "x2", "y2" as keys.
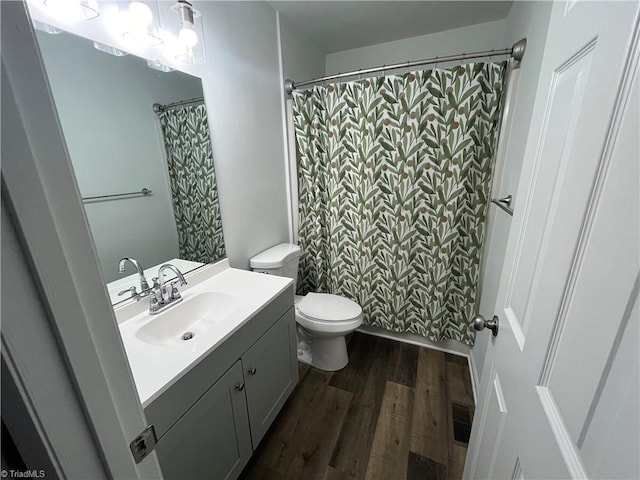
[
  {"x1": 242, "y1": 307, "x2": 298, "y2": 447},
  {"x1": 155, "y1": 361, "x2": 252, "y2": 480}
]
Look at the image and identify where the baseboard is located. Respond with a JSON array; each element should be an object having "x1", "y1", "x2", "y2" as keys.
[
  {"x1": 356, "y1": 325, "x2": 470, "y2": 357},
  {"x1": 356, "y1": 325, "x2": 479, "y2": 404}
]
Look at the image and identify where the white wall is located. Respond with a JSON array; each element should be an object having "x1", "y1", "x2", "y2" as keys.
[
  {"x1": 471, "y1": 1, "x2": 553, "y2": 382},
  {"x1": 278, "y1": 12, "x2": 326, "y2": 241},
  {"x1": 326, "y1": 19, "x2": 507, "y2": 75},
  {"x1": 198, "y1": 1, "x2": 289, "y2": 268},
  {"x1": 37, "y1": 31, "x2": 202, "y2": 283},
  {"x1": 279, "y1": 15, "x2": 325, "y2": 83}
]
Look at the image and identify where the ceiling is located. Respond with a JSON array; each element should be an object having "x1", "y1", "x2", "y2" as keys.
[{"x1": 269, "y1": 1, "x2": 513, "y2": 54}]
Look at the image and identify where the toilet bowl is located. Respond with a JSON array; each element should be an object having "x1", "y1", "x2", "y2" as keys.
[
  {"x1": 250, "y1": 243, "x2": 363, "y2": 372},
  {"x1": 295, "y1": 293, "x2": 362, "y2": 371}
]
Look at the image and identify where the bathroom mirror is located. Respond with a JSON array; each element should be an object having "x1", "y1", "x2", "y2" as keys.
[{"x1": 35, "y1": 29, "x2": 226, "y2": 305}]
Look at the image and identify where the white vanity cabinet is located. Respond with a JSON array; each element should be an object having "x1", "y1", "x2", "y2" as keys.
[
  {"x1": 154, "y1": 360, "x2": 252, "y2": 480},
  {"x1": 145, "y1": 288, "x2": 298, "y2": 480},
  {"x1": 242, "y1": 307, "x2": 297, "y2": 447}
]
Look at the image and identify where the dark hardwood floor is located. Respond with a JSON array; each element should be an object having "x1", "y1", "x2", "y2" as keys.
[{"x1": 240, "y1": 332, "x2": 475, "y2": 480}]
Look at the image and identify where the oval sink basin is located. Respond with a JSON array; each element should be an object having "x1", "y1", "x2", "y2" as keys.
[{"x1": 135, "y1": 292, "x2": 239, "y2": 347}]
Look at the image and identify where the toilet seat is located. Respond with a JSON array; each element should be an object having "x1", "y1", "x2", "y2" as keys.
[{"x1": 295, "y1": 293, "x2": 363, "y2": 333}]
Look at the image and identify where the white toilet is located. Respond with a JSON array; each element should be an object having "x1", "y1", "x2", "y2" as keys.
[{"x1": 250, "y1": 243, "x2": 363, "y2": 371}]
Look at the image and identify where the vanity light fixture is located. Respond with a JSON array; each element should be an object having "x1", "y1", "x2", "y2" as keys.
[
  {"x1": 32, "y1": 19, "x2": 63, "y2": 34},
  {"x1": 121, "y1": 0, "x2": 163, "y2": 49},
  {"x1": 42, "y1": 0, "x2": 99, "y2": 21},
  {"x1": 176, "y1": 1, "x2": 197, "y2": 46},
  {"x1": 147, "y1": 59, "x2": 175, "y2": 72},
  {"x1": 93, "y1": 41, "x2": 129, "y2": 56},
  {"x1": 171, "y1": 0, "x2": 206, "y2": 64}
]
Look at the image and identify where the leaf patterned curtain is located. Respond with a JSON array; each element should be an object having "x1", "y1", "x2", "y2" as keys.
[
  {"x1": 292, "y1": 62, "x2": 506, "y2": 345},
  {"x1": 157, "y1": 103, "x2": 225, "y2": 263}
]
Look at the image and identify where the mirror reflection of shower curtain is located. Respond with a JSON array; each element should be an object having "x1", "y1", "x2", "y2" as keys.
[
  {"x1": 157, "y1": 103, "x2": 225, "y2": 263},
  {"x1": 292, "y1": 62, "x2": 506, "y2": 346}
]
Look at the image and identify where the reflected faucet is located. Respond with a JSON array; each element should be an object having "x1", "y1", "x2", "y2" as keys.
[{"x1": 118, "y1": 257, "x2": 151, "y2": 293}]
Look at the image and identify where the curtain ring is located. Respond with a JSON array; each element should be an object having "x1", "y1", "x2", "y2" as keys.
[
  {"x1": 434, "y1": 56, "x2": 439, "y2": 69},
  {"x1": 383, "y1": 64, "x2": 386, "y2": 76},
  {"x1": 358, "y1": 68, "x2": 362, "y2": 80}
]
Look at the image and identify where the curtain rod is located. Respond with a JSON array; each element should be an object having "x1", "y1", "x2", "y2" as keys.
[
  {"x1": 285, "y1": 38, "x2": 527, "y2": 95},
  {"x1": 152, "y1": 96, "x2": 204, "y2": 113}
]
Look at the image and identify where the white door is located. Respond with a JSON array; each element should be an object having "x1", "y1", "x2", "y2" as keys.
[{"x1": 465, "y1": 2, "x2": 639, "y2": 479}]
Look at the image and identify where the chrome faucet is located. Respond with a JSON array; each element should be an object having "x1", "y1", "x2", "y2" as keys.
[
  {"x1": 149, "y1": 264, "x2": 188, "y2": 314},
  {"x1": 118, "y1": 257, "x2": 151, "y2": 293}
]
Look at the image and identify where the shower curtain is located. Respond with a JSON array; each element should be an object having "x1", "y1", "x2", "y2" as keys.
[
  {"x1": 157, "y1": 103, "x2": 225, "y2": 263},
  {"x1": 292, "y1": 62, "x2": 506, "y2": 345}
]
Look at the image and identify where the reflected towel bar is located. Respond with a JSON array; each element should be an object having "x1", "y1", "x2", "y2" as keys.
[
  {"x1": 82, "y1": 188, "x2": 152, "y2": 202},
  {"x1": 491, "y1": 195, "x2": 514, "y2": 216}
]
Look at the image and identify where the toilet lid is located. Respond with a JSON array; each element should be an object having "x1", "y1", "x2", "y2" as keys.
[{"x1": 297, "y1": 293, "x2": 362, "y2": 322}]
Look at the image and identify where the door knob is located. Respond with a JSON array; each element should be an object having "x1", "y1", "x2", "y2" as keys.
[
  {"x1": 248, "y1": 367, "x2": 257, "y2": 376},
  {"x1": 235, "y1": 383, "x2": 245, "y2": 392},
  {"x1": 472, "y1": 314, "x2": 499, "y2": 337}
]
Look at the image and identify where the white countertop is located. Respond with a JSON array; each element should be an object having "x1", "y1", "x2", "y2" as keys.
[{"x1": 116, "y1": 263, "x2": 292, "y2": 407}]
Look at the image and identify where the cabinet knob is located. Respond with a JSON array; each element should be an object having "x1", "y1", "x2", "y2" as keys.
[
  {"x1": 235, "y1": 383, "x2": 245, "y2": 392},
  {"x1": 248, "y1": 367, "x2": 257, "y2": 376}
]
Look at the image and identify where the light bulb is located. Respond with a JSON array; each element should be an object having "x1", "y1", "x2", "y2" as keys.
[
  {"x1": 121, "y1": 1, "x2": 163, "y2": 48},
  {"x1": 129, "y1": 1, "x2": 152, "y2": 28},
  {"x1": 179, "y1": 26, "x2": 198, "y2": 47}
]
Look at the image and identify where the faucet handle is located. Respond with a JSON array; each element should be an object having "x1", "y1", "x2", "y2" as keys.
[
  {"x1": 149, "y1": 290, "x2": 161, "y2": 313},
  {"x1": 118, "y1": 286, "x2": 138, "y2": 298},
  {"x1": 152, "y1": 277, "x2": 160, "y2": 289},
  {"x1": 169, "y1": 283, "x2": 182, "y2": 301}
]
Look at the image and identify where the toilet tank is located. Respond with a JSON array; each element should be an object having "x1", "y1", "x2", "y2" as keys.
[{"x1": 250, "y1": 244, "x2": 301, "y2": 291}]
